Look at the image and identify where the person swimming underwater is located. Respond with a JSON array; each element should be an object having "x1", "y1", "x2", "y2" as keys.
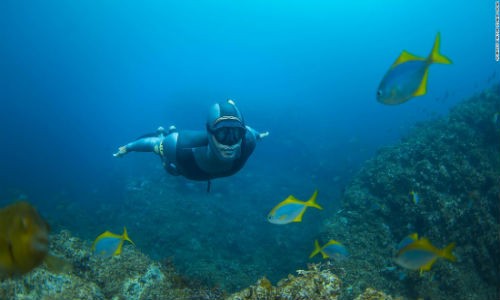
[{"x1": 113, "y1": 99, "x2": 269, "y2": 191}]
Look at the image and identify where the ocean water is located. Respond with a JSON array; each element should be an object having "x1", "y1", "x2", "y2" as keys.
[{"x1": 0, "y1": 0, "x2": 498, "y2": 295}]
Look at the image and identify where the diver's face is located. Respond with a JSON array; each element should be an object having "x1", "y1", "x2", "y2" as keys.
[
  {"x1": 210, "y1": 135, "x2": 242, "y2": 161},
  {"x1": 208, "y1": 125, "x2": 245, "y2": 161}
]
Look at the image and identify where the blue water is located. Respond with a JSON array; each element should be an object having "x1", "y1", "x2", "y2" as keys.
[{"x1": 0, "y1": 0, "x2": 497, "y2": 291}]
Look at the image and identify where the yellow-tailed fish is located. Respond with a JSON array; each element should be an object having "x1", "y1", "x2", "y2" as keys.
[
  {"x1": 395, "y1": 234, "x2": 456, "y2": 272},
  {"x1": 0, "y1": 201, "x2": 71, "y2": 278},
  {"x1": 377, "y1": 32, "x2": 452, "y2": 105},
  {"x1": 267, "y1": 190, "x2": 322, "y2": 225},
  {"x1": 92, "y1": 227, "x2": 135, "y2": 257},
  {"x1": 309, "y1": 239, "x2": 348, "y2": 260}
]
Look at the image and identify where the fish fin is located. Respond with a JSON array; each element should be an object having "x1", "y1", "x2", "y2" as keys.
[
  {"x1": 111, "y1": 227, "x2": 135, "y2": 256},
  {"x1": 392, "y1": 50, "x2": 425, "y2": 67},
  {"x1": 440, "y1": 242, "x2": 456, "y2": 262},
  {"x1": 114, "y1": 240, "x2": 125, "y2": 256},
  {"x1": 416, "y1": 237, "x2": 433, "y2": 247},
  {"x1": 44, "y1": 254, "x2": 73, "y2": 274},
  {"x1": 419, "y1": 257, "x2": 438, "y2": 273},
  {"x1": 305, "y1": 190, "x2": 322, "y2": 210},
  {"x1": 309, "y1": 240, "x2": 322, "y2": 258},
  {"x1": 409, "y1": 233, "x2": 419, "y2": 241},
  {"x1": 321, "y1": 251, "x2": 329, "y2": 259},
  {"x1": 413, "y1": 68, "x2": 429, "y2": 97},
  {"x1": 429, "y1": 32, "x2": 452, "y2": 65},
  {"x1": 324, "y1": 239, "x2": 341, "y2": 246},
  {"x1": 279, "y1": 195, "x2": 302, "y2": 205},
  {"x1": 122, "y1": 227, "x2": 135, "y2": 246},
  {"x1": 280, "y1": 195, "x2": 309, "y2": 206},
  {"x1": 293, "y1": 208, "x2": 307, "y2": 222}
]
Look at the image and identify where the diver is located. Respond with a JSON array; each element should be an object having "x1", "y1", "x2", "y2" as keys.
[{"x1": 113, "y1": 99, "x2": 269, "y2": 191}]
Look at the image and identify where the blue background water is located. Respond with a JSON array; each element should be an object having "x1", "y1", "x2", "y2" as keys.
[{"x1": 0, "y1": 0, "x2": 497, "y2": 290}]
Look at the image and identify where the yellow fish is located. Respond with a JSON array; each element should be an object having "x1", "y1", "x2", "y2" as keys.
[
  {"x1": 377, "y1": 32, "x2": 452, "y2": 105},
  {"x1": 267, "y1": 190, "x2": 322, "y2": 225},
  {"x1": 92, "y1": 227, "x2": 135, "y2": 257},
  {"x1": 0, "y1": 201, "x2": 70, "y2": 277},
  {"x1": 395, "y1": 234, "x2": 456, "y2": 272},
  {"x1": 309, "y1": 239, "x2": 348, "y2": 260}
]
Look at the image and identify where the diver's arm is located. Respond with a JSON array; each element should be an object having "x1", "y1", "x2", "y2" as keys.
[
  {"x1": 114, "y1": 126, "x2": 171, "y2": 157},
  {"x1": 113, "y1": 136, "x2": 163, "y2": 157},
  {"x1": 246, "y1": 126, "x2": 269, "y2": 141}
]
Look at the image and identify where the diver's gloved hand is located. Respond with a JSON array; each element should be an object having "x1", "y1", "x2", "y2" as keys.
[
  {"x1": 258, "y1": 131, "x2": 269, "y2": 140},
  {"x1": 113, "y1": 146, "x2": 127, "y2": 157}
]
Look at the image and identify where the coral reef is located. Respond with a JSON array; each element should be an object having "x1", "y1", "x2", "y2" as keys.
[
  {"x1": 321, "y1": 84, "x2": 500, "y2": 299},
  {"x1": 0, "y1": 268, "x2": 104, "y2": 300},
  {"x1": 0, "y1": 230, "x2": 216, "y2": 299},
  {"x1": 0, "y1": 230, "x2": 396, "y2": 300},
  {"x1": 354, "y1": 288, "x2": 399, "y2": 300},
  {"x1": 227, "y1": 262, "x2": 342, "y2": 300}
]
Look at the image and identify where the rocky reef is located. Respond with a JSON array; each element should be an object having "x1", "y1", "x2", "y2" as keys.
[
  {"x1": 0, "y1": 230, "x2": 396, "y2": 300},
  {"x1": 320, "y1": 84, "x2": 500, "y2": 299},
  {"x1": 227, "y1": 262, "x2": 399, "y2": 300},
  {"x1": 227, "y1": 262, "x2": 342, "y2": 300},
  {"x1": 0, "y1": 230, "x2": 224, "y2": 299}
]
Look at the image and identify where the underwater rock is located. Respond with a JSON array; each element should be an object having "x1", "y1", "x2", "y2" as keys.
[
  {"x1": 0, "y1": 230, "x2": 217, "y2": 299},
  {"x1": 320, "y1": 84, "x2": 500, "y2": 299},
  {"x1": 1, "y1": 229, "x2": 395, "y2": 299},
  {"x1": 227, "y1": 262, "x2": 342, "y2": 300},
  {"x1": 354, "y1": 287, "x2": 399, "y2": 300},
  {"x1": 0, "y1": 267, "x2": 104, "y2": 300},
  {"x1": 0, "y1": 228, "x2": 402, "y2": 300}
]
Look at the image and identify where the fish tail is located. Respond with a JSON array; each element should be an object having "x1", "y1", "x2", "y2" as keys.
[
  {"x1": 122, "y1": 227, "x2": 136, "y2": 246},
  {"x1": 306, "y1": 190, "x2": 323, "y2": 210},
  {"x1": 309, "y1": 240, "x2": 322, "y2": 258},
  {"x1": 440, "y1": 242, "x2": 456, "y2": 262},
  {"x1": 429, "y1": 32, "x2": 452, "y2": 65}
]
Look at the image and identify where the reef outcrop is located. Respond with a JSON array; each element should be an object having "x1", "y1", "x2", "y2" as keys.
[{"x1": 320, "y1": 84, "x2": 500, "y2": 299}]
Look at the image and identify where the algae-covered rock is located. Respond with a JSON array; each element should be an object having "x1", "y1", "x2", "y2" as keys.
[
  {"x1": 354, "y1": 287, "x2": 399, "y2": 300},
  {"x1": 227, "y1": 262, "x2": 342, "y2": 300},
  {"x1": 320, "y1": 84, "x2": 500, "y2": 299},
  {"x1": 0, "y1": 230, "x2": 215, "y2": 299},
  {"x1": 0, "y1": 267, "x2": 104, "y2": 300}
]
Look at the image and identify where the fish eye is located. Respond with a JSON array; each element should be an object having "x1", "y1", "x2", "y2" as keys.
[{"x1": 377, "y1": 90, "x2": 382, "y2": 97}]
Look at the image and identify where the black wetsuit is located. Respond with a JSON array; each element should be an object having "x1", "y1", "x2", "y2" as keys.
[
  {"x1": 170, "y1": 130, "x2": 256, "y2": 181},
  {"x1": 120, "y1": 127, "x2": 259, "y2": 182}
]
